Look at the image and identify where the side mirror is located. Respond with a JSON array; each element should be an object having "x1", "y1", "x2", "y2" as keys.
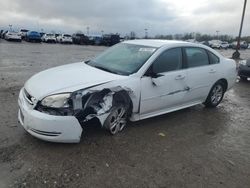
[
  {"x1": 152, "y1": 73, "x2": 164, "y2": 78},
  {"x1": 145, "y1": 67, "x2": 164, "y2": 78},
  {"x1": 144, "y1": 67, "x2": 164, "y2": 86}
]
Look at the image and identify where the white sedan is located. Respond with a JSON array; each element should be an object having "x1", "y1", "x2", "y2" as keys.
[
  {"x1": 56, "y1": 34, "x2": 73, "y2": 44},
  {"x1": 18, "y1": 40, "x2": 237, "y2": 143},
  {"x1": 5, "y1": 31, "x2": 22, "y2": 42},
  {"x1": 41, "y1": 34, "x2": 57, "y2": 43}
]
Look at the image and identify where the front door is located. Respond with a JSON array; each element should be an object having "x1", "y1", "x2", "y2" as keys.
[{"x1": 140, "y1": 48, "x2": 189, "y2": 117}]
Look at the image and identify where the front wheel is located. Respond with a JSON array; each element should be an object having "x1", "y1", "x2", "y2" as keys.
[
  {"x1": 103, "y1": 104, "x2": 128, "y2": 135},
  {"x1": 204, "y1": 81, "x2": 225, "y2": 108}
]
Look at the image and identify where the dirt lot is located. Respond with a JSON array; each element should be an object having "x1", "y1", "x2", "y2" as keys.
[{"x1": 0, "y1": 39, "x2": 250, "y2": 188}]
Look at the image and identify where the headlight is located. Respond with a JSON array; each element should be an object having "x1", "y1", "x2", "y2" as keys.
[
  {"x1": 239, "y1": 60, "x2": 247, "y2": 66},
  {"x1": 41, "y1": 93, "x2": 71, "y2": 108}
]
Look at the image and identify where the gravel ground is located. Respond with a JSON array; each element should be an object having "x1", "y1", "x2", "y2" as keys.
[{"x1": 0, "y1": 39, "x2": 250, "y2": 188}]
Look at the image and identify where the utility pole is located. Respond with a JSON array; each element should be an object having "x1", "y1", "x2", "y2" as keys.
[
  {"x1": 9, "y1": 24, "x2": 12, "y2": 31},
  {"x1": 86, "y1": 26, "x2": 90, "y2": 36},
  {"x1": 216, "y1": 30, "x2": 219, "y2": 39},
  {"x1": 232, "y1": 0, "x2": 247, "y2": 59},
  {"x1": 144, "y1": 28, "x2": 148, "y2": 39}
]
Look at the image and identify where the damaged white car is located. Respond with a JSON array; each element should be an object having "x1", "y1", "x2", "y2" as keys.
[{"x1": 18, "y1": 40, "x2": 237, "y2": 143}]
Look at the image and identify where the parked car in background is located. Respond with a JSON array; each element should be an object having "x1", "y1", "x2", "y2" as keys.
[
  {"x1": 72, "y1": 33, "x2": 90, "y2": 45},
  {"x1": 209, "y1": 40, "x2": 222, "y2": 49},
  {"x1": 1, "y1": 30, "x2": 8, "y2": 39},
  {"x1": 231, "y1": 41, "x2": 238, "y2": 49},
  {"x1": 220, "y1": 41, "x2": 229, "y2": 49},
  {"x1": 0, "y1": 30, "x2": 4, "y2": 38},
  {"x1": 40, "y1": 32, "x2": 45, "y2": 38},
  {"x1": 185, "y1": 39, "x2": 198, "y2": 43},
  {"x1": 25, "y1": 31, "x2": 41, "y2": 42},
  {"x1": 19, "y1": 29, "x2": 29, "y2": 39},
  {"x1": 41, "y1": 33, "x2": 57, "y2": 43},
  {"x1": 231, "y1": 41, "x2": 249, "y2": 49},
  {"x1": 4, "y1": 31, "x2": 21, "y2": 42},
  {"x1": 56, "y1": 34, "x2": 73, "y2": 44},
  {"x1": 88, "y1": 35, "x2": 103, "y2": 45},
  {"x1": 238, "y1": 59, "x2": 250, "y2": 81},
  {"x1": 240, "y1": 41, "x2": 249, "y2": 49},
  {"x1": 18, "y1": 40, "x2": 237, "y2": 143},
  {"x1": 200, "y1": 41, "x2": 210, "y2": 47},
  {"x1": 101, "y1": 34, "x2": 120, "y2": 46}
]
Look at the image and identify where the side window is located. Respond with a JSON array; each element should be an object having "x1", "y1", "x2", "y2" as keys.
[
  {"x1": 208, "y1": 51, "x2": 220, "y2": 64},
  {"x1": 185, "y1": 47, "x2": 209, "y2": 68},
  {"x1": 152, "y1": 48, "x2": 182, "y2": 73}
]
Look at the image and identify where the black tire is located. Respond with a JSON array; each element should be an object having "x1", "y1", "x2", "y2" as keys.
[
  {"x1": 103, "y1": 103, "x2": 128, "y2": 135},
  {"x1": 204, "y1": 81, "x2": 225, "y2": 108},
  {"x1": 240, "y1": 76, "x2": 248, "y2": 81}
]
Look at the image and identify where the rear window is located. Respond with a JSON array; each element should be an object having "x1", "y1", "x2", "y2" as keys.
[
  {"x1": 185, "y1": 47, "x2": 209, "y2": 68},
  {"x1": 208, "y1": 51, "x2": 220, "y2": 64}
]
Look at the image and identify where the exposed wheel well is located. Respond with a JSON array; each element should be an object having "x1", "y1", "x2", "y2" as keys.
[
  {"x1": 113, "y1": 90, "x2": 133, "y2": 117},
  {"x1": 74, "y1": 88, "x2": 133, "y2": 125}
]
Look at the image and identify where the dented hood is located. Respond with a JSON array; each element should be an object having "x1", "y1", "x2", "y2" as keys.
[{"x1": 24, "y1": 62, "x2": 125, "y2": 100}]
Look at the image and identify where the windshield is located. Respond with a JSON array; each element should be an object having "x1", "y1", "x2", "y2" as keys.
[{"x1": 87, "y1": 43, "x2": 156, "y2": 75}]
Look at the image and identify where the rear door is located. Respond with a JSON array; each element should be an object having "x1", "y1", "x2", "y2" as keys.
[{"x1": 184, "y1": 47, "x2": 220, "y2": 103}]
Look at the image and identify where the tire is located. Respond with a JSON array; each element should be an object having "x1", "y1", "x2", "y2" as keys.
[
  {"x1": 240, "y1": 76, "x2": 248, "y2": 81},
  {"x1": 204, "y1": 81, "x2": 225, "y2": 108},
  {"x1": 103, "y1": 103, "x2": 128, "y2": 135}
]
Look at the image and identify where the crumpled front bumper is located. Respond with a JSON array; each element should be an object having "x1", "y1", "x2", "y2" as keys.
[{"x1": 18, "y1": 88, "x2": 83, "y2": 143}]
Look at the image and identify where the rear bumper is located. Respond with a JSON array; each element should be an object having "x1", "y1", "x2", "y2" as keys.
[
  {"x1": 44, "y1": 39, "x2": 56, "y2": 42},
  {"x1": 6, "y1": 36, "x2": 21, "y2": 40},
  {"x1": 61, "y1": 39, "x2": 72, "y2": 43},
  {"x1": 18, "y1": 88, "x2": 82, "y2": 143}
]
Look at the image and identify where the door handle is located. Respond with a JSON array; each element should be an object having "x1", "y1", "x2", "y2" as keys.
[
  {"x1": 209, "y1": 69, "x2": 216, "y2": 73},
  {"x1": 175, "y1": 75, "x2": 185, "y2": 80}
]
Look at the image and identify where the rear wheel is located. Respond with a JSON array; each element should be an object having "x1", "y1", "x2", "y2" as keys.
[
  {"x1": 103, "y1": 104, "x2": 128, "y2": 135},
  {"x1": 204, "y1": 81, "x2": 225, "y2": 108}
]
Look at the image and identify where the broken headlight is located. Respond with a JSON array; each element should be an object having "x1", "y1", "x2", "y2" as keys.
[{"x1": 41, "y1": 93, "x2": 71, "y2": 108}]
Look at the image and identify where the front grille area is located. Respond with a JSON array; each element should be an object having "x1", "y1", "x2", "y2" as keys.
[{"x1": 30, "y1": 128, "x2": 61, "y2": 137}]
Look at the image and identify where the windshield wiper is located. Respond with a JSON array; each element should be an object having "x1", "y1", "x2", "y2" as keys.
[{"x1": 84, "y1": 60, "x2": 90, "y2": 64}]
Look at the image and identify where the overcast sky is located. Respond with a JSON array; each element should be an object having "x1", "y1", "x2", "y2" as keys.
[{"x1": 0, "y1": 0, "x2": 249, "y2": 37}]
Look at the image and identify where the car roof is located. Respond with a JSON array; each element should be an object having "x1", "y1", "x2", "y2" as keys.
[
  {"x1": 123, "y1": 39, "x2": 223, "y2": 58},
  {"x1": 123, "y1": 39, "x2": 195, "y2": 48}
]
